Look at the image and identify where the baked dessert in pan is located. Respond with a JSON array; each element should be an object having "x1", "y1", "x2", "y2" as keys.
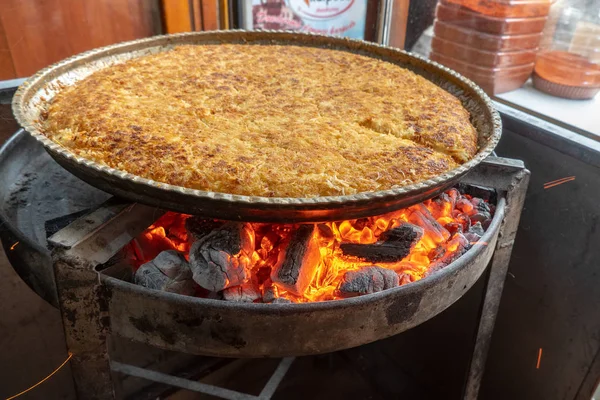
[{"x1": 43, "y1": 44, "x2": 478, "y2": 198}]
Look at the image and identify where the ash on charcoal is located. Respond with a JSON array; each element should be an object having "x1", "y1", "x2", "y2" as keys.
[
  {"x1": 262, "y1": 281, "x2": 279, "y2": 303},
  {"x1": 223, "y1": 282, "x2": 261, "y2": 302},
  {"x1": 134, "y1": 250, "x2": 196, "y2": 296},
  {"x1": 338, "y1": 266, "x2": 399, "y2": 297},
  {"x1": 189, "y1": 222, "x2": 255, "y2": 291},
  {"x1": 464, "y1": 222, "x2": 485, "y2": 243},
  {"x1": 272, "y1": 298, "x2": 292, "y2": 304},
  {"x1": 185, "y1": 217, "x2": 226, "y2": 241},
  {"x1": 270, "y1": 224, "x2": 321, "y2": 296},
  {"x1": 469, "y1": 222, "x2": 485, "y2": 237},
  {"x1": 340, "y1": 223, "x2": 423, "y2": 263}
]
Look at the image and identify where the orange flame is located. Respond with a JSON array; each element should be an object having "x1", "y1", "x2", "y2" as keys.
[{"x1": 130, "y1": 189, "x2": 489, "y2": 302}]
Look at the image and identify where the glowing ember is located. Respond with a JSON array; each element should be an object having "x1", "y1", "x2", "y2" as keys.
[{"x1": 128, "y1": 187, "x2": 494, "y2": 302}]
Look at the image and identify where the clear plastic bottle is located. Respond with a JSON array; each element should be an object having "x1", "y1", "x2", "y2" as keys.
[{"x1": 533, "y1": 0, "x2": 600, "y2": 99}]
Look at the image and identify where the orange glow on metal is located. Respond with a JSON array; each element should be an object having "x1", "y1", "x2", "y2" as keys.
[
  {"x1": 132, "y1": 191, "x2": 488, "y2": 302},
  {"x1": 5, "y1": 352, "x2": 73, "y2": 400},
  {"x1": 9, "y1": 241, "x2": 19, "y2": 251},
  {"x1": 543, "y1": 176, "x2": 575, "y2": 189},
  {"x1": 536, "y1": 348, "x2": 543, "y2": 369}
]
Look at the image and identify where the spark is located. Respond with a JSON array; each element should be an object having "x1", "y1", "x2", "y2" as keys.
[
  {"x1": 536, "y1": 348, "x2": 542, "y2": 369},
  {"x1": 9, "y1": 241, "x2": 19, "y2": 251},
  {"x1": 543, "y1": 176, "x2": 575, "y2": 189},
  {"x1": 5, "y1": 352, "x2": 73, "y2": 400}
]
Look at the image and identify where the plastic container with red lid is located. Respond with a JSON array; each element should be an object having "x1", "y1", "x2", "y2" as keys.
[
  {"x1": 434, "y1": 20, "x2": 543, "y2": 51},
  {"x1": 435, "y1": 2, "x2": 548, "y2": 35},
  {"x1": 430, "y1": 51, "x2": 535, "y2": 93},
  {"x1": 431, "y1": 36, "x2": 539, "y2": 67},
  {"x1": 440, "y1": 0, "x2": 552, "y2": 18}
]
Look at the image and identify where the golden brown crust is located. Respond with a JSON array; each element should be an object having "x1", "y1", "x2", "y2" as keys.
[{"x1": 44, "y1": 44, "x2": 477, "y2": 197}]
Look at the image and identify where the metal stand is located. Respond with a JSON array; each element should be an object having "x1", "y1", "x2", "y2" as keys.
[
  {"x1": 49, "y1": 157, "x2": 529, "y2": 400},
  {"x1": 462, "y1": 158, "x2": 530, "y2": 399}
]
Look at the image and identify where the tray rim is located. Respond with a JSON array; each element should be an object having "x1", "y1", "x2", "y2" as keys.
[{"x1": 12, "y1": 30, "x2": 502, "y2": 215}]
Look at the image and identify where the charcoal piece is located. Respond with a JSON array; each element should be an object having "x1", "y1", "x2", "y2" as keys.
[
  {"x1": 428, "y1": 193, "x2": 453, "y2": 218},
  {"x1": 272, "y1": 298, "x2": 292, "y2": 304},
  {"x1": 428, "y1": 245, "x2": 446, "y2": 261},
  {"x1": 408, "y1": 205, "x2": 450, "y2": 243},
  {"x1": 470, "y1": 211, "x2": 492, "y2": 224},
  {"x1": 338, "y1": 266, "x2": 399, "y2": 297},
  {"x1": 134, "y1": 250, "x2": 195, "y2": 296},
  {"x1": 223, "y1": 283, "x2": 261, "y2": 302},
  {"x1": 262, "y1": 282, "x2": 279, "y2": 303},
  {"x1": 457, "y1": 183, "x2": 496, "y2": 203},
  {"x1": 464, "y1": 221, "x2": 485, "y2": 243},
  {"x1": 455, "y1": 198, "x2": 475, "y2": 215},
  {"x1": 470, "y1": 197, "x2": 491, "y2": 214},
  {"x1": 445, "y1": 222, "x2": 463, "y2": 235},
  {"x1": 185, "y1": 217, "x2": 226, "y2": 241},
  {"x1": 469, "y1": 221, "x2": 485, "y2": 237},
  {"x1": 317, "y1": 223, "x2": 334, "y2": 239},
  {"x1": 270, "y1": 224, "x2": 321, "y2": 296},
  {"x1": 431, "y1": 233, "x2": 470, "y2": 271},
  {"x1": 340, "y1": 223, "x2": 423, "y2": 263},
  {"x1": 423, "y1": 260, "x2": 446, "y2": 278},
  {"x1": 398, "y1": 273, "x2": 412, "y2": 286},
  {"x1": 189, "y1": 222, "x2": 255, "y2": 291},
  {"x1": 464, "y1": 232, "x2": 481, "y2": 243}
]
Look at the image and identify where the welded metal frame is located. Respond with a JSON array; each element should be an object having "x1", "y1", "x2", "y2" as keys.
[{"x1": 48, "y1": 156, "x2": 528, "y2": 400}]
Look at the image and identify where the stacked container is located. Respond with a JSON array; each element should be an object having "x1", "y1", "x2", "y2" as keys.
[
  {"x1": 430, "y1": 0, "x2": 553, "y2": 95},
  {"x1": 532, "y1": 0, "x2": 600, "y2": 99}
]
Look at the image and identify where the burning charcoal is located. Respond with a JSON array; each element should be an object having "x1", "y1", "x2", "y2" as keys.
[
  {"x1": 436, "y1": 233, "x2": 470, "y2": 268},
  {"x1": 428, "y1": 245, "x2": 446, "y2": 261},
  {"x1": 338, "y1": 266, "x2": 399, "y2": 297},
  {"x1": 340, "y1": 223, "x2": 423, "y2": 263},
  {"x1": 189, "y1": 222, "x2": 255, "y2": 291},
  {"x1": 270, "y1": 224, "x2": 321, "y2": 296},
  {"x1": 317, "y1": 223, "x2": 334, "y2": 239},
  {"x1": 408, "y1": 205, "x2": 450, "y2": 243},
  {"x1": 470, "y1": 212, "x2": 492, "y2": 224},
  {"x1": 398, "y1": 273, "x2": 412, "y2": 286},
  {"x1": 423, "y1": 260, "x2": 446, "y2": 278},
  {"x1": 469, "y1": 198, "x2": 492, "y2": 223},
  {"x1": 134, "y1": 250, "x2": 196, "y2": 296},
  {"x1": 455, "y1": 198, "x2": 475, "y2": 215},
  {"x1": 470, "y1": 197, "x2": 491, "y2": 214},
  {"x1": 185, "y1": 217, "x2": 226, "y2": 242},
  {"x1": 428, "y1": 193, "x2": 453, "y2": 219},
  {"x1": 445, "y1": 222, "x2": 463, "y2": 235},
  {"x1": 223, "y1": 282, "x2": 261, "y2": 302}
]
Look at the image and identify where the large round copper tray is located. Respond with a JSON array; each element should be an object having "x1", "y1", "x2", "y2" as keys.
[{"x1": 12, "y1": 30, "x2": 501, "y2": 223}]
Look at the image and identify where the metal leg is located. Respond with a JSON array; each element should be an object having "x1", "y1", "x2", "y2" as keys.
[
  {"x1": 54, "y1": 255, "x2": 115, "y2": 399},
  {"x1": 50, "y1": 200, "x2": 162, "y2": 400},
  {"x1": 463, "y1": 163, "x2": 531, "y2": 399}
]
